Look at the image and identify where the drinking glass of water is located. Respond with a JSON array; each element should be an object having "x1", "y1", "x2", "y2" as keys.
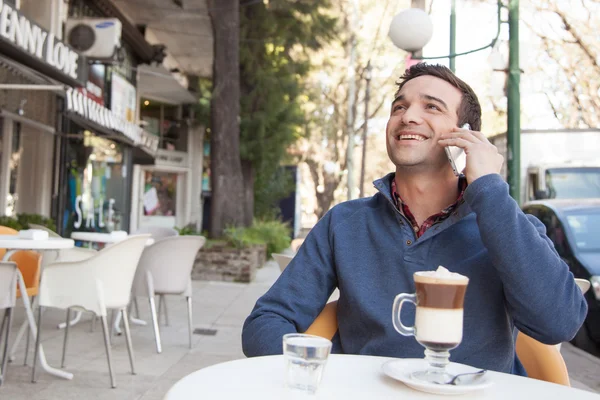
[{"x1": 283, "y1": 333, "x2": 332, "y2": 394}]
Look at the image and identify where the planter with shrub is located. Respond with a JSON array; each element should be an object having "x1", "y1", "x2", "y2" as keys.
[{"x1": 182, "y1": 218, "x2": 291, "y2": 283}]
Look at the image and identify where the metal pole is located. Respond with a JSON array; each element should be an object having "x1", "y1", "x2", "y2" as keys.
[
  {"x1": 507, "y1": 0, "x2": 521, "y2": 203},
  {"x1": 345, "y1": 0, "x2": 359, "y2": 200},
  {"x1": 411, "y1": 0, "x2": 426, "y2": 59},
  {"x1": 359, "y1": 62, "x2": 372, "y2": 198},
  {"x1": 449, "y1": 0, "x2": 456, "y2": 72},
  {"x1": 0, "y1": 84, "x2": 64, "y2": 91}
]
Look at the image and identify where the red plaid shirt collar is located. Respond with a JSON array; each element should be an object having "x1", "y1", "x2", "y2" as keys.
[{"x1": 391, "y1": 176, "x2": 468, "y2": 238}]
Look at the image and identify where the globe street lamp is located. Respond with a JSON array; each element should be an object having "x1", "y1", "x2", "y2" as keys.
[{"x1": 388, "y1": 1, "x2": 522, "y2": 204}]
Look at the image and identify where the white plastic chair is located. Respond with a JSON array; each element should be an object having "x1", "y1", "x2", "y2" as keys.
[
  {"x1": 575, "y1": 278, "x2": 591, "y2": 295},
  {"x1": 129, "y1": 227, "x2": 179, "y2": 319},
  {"x1": 33, "y1": 234, "x2": 150, "y2": 388},
  {"x1": 0, "y1": 262, "x2": 17, "y2": 386},
  {"x1": 131, "y1": 236, "x2": 206, "y2": 353},
  {"x1": 132, "y1": 226, "x2": 179, "y2": 240},
  {"x1": 272, "y1": 253, "x2": 293, "y2": 273}
]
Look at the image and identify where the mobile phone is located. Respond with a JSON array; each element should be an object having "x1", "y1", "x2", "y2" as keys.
[{"x1": 445, "y1": 123, "x2": 470, "y2": 176}]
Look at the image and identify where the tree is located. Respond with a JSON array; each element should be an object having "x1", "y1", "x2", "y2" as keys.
[
  {"x1": 295, "y1": 0, "x2": 409, "y2": 218},
  {"x1": 238, "y1": 0, "x2": 338, "y2": 224},
  {"x1": 521, "y1": 0, "x2": 600, "y2": 128},
  {"x1": 208, "y1": 0, "x2": 246, "y2": 237}
]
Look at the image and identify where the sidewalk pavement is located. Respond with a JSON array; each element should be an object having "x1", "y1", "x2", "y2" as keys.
[{"x1": 0, "y1": 260, "x2": 599, "y2": 399}]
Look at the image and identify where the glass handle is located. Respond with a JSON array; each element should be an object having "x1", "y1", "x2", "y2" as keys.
[{"x1": 392, "y1": 293, "x2": 417, "y2": 336}]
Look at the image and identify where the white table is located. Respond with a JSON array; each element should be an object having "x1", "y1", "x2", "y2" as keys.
[
  {"x1": 0, "y1": 236, "x2": 75, "y2": 381},
  {"x1": 65, "y1": 232, "x2": 153, "y2": 333},
  {"x1": 163, "y1": 354, "x2": 600, "y2": 400},
  {"x1": 70, "y1": 231, "x2": 154, "y2": 246}
]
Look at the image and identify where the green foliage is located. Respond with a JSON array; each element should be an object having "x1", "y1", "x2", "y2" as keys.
[
  {"x1": 254, "y1": 167, "x2": 296, "y2": 219},
  {"x1": 17, "y1": 214, "x2": 57, "y2": 232},
  {"x1": 222, "y1": 217, "x2": 291, "y2": 258},
  {"x1": 0, "y1": 214, "x2": 57, "y2": 231},
  {"x1": 247, "y1": 218, "x2": 292, "y2": 258},
  {"x1": 239, "y1": 0, "x2": 338, "y2": 217},
  {"x1": 175, "y1": 225, "x2": 204, "y2": 236},
  {"x1": 223, "y1": 225, "x2": 265, "y2": 250},
  {"x1": 0, "y1": 216, "x2": 22, "y2": 230}
]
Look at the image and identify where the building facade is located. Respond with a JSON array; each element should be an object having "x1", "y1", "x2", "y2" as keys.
[{"x1": 0, "y1": 0, "x2": 208, "y2": 235}]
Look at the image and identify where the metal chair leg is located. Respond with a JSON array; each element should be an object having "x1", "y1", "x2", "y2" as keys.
[
  {"x1": 100, "y1": 315, "x2": 116, "y2": 388},
  {"x1": 148, "y1": 296, "x2": 162, "y2": 353},
  {"x1": 157, "y1": 295, "x2": 162, "y2": 325},
  {"x1": 31, "y1": 306, "x2": 43, "y2": 383},
  {"x1": 186, "y1": 297, "x2": 193, "y2": 349},
  {"x1": 133, "y1": 297, "x2": 140, "y2": 319},
  {"x1": 1, "y1": 308, "x2": 13, "y2": 386},
  {"x1": 23, "y1": 324, "x2": 30, "y2": 366},
  {"x1": 23, "y1": 296, "x2": 35, "y2": 366},
  {"x1": 0, "y1": 310, "x2": 6, "y2": 351},
  {"x1": 61, "y1": 308, "x2": 71, "y2": 368},
  {"x1": 121, "y1": 309, "x2": 135, "y2": 375},
  {"x1": 161, "y1": 295, "x2": 169, "y2": 326}
]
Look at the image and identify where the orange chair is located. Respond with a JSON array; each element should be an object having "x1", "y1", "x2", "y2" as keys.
[
  {"x1": 305, "y1": 300, "x2": 571, "y2": 386},
  {"x1": 0, "y1": 226, "x2": 18, "y2": 259},
  {"x1": 0, "y1": 226, "x2": 42, "y2": 297},
  {"x1": 0, "y1": 226, "x2": 43, "y2": 363}
]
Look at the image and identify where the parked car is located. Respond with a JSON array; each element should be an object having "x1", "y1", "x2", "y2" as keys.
[{"x1": 522, "y1": 199, "x2": 600, "y2": 354}]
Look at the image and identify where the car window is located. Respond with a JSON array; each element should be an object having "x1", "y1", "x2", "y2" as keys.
[{"x1": 565, "y1": 210, "x2": 600, "y2": 252}]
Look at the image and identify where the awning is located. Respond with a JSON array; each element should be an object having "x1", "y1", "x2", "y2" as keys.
[
  {"x1": 65, "y1": 87, "x2": 159, "y2": 163},
  {"x1": 0, "y1": 54, "x2": 65, "y2": 94},
  {"x1": 65, "y1": 111, "x2": 157, "y2": 165},
  {"x1": 138, "y1": 64, "x2": 197, "y2": 104}
]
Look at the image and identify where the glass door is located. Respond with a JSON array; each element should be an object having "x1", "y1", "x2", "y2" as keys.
[{"x1": 139, "y1": 170, "x2": 181, "y2": 229}]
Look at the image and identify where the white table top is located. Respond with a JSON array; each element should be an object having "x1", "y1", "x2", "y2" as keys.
[
  {"x1": 163, "y1": 354, "x2": 600, "y2": 400},
  {"x1": 70, "y1": 232, "x2": 127, "y2": 243},
  {"x1": 0, "y1": 236, "x2": 74, "y2": 250},
  {"x1": 70, "y1": 232, "x2": 155, "y2": 246}
]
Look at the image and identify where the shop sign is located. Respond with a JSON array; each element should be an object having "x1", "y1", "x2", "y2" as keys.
[
  {"x1": 73, "y1": 197, "x2": 115, "y2": 230},
  {"x1": 155, "y1": 149, "x2": 189, "y2": 168},
  {"x1": 0, "y1": 0, "x2": 86, "y2": 84},
  {"x1": 66, "y1": 87, "x2": 159, "y2": 153}
]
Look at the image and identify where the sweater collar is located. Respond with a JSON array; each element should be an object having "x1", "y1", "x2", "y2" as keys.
[{"x1": 373, "y1": 172, "x2": 474, "y2": 222}]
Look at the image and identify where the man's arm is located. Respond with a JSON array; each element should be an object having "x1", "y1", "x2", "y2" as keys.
[
  {"x1": 465, "y1": 174, "x2": 587, "y2": 344},
  {"x1": 242, "y1": 213, "x2": 337, "y2": 357}
]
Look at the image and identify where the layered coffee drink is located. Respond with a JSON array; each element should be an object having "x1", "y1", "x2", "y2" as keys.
[{"x1": 414, "y1": 266, "x2": 469, "y2": 351}]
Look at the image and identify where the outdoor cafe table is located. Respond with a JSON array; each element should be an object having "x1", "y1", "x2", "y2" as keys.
[
  {"x1": 163, "y1": 354, "x2": 600, "y2": 400},
  {"x1": 0, "y1": 236, "x2": 75, "y2": 380}
]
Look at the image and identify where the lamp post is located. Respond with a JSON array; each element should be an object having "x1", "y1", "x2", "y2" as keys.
[
  {"x1": 359, "y1": 61, "x2": 373, "y2": 198},
  {"x1": 388, "y1": 1, "x2": 521, "y2": 203}
]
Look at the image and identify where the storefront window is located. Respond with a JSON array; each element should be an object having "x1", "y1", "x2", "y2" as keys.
[
  {"x1": 62, "y1": 130, "x2": 128, "y2": 236},
  {"x1": 143, "y1": 171, "x2": 177, "y2": 217},
  {"x1": 140, "y1": 99, "x2": 187, "y2": 152}
]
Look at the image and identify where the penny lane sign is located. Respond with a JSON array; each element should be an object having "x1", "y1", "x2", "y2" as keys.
[
  {"x1": 0, "y1": 0, "x2": 87, "y2": 85},
  {"x1": 66, "y1": 87, "x2": 160, "y2": 154}
]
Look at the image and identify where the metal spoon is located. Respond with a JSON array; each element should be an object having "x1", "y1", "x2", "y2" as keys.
[{"x1": 433, "y1": 369, "x2": 487, "y2": 385}]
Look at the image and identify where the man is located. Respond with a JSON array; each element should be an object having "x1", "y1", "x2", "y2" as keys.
[{"x1": 242, "y1": 64, "x2": 587, "y2": 374}]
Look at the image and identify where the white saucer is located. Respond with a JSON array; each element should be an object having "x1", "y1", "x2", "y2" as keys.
[{"x1": 381, "y1": 358, "x2": 494, "y2": 395}]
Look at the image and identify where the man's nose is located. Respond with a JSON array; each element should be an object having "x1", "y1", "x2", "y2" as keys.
[{"x1": 400, "y1": 105, "x2": 423, "y2": 125}]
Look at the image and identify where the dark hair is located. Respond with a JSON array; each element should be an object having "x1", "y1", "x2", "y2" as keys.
[{"x1": 395, "y1": 63, "x2": 482, "y2": 131}]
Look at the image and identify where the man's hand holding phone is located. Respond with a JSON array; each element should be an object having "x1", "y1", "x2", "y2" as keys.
[{"x1": 439, "y1": 124, "x2": 504, "y2": 184}]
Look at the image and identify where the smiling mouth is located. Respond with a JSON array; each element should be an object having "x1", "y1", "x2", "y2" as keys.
[{"x1": 396, "y1": 133, "x2": 427, "y2": 141}]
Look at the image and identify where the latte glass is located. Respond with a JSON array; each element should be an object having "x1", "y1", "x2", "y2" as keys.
[{"x1": 392, "y1": 271, "x2": 469, "y2": 383}]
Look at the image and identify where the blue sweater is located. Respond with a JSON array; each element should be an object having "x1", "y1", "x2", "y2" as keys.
[{"x1": 242, "y1": 173, "x2": 587, "y2": 374}]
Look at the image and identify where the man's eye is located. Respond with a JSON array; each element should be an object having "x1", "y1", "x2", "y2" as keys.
[
  {"x1": 393, "y1": 105, "x2": 406, "y2": 112},
  {"x1": 426, "y1": 104, "x2": 441, "y2": 111}
]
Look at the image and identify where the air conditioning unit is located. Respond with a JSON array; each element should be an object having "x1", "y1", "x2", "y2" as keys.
[{"x1": 65, "y1": 18, "x2": 122, "y2": 59}]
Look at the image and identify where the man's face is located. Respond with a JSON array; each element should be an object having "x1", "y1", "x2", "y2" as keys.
[{"x1": 385, "y1": 75, "x2": 462, "y2": 170}]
